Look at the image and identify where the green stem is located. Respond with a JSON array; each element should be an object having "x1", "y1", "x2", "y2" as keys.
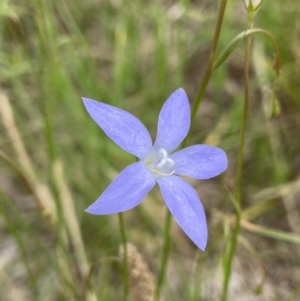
[
  {"x1": 190, "y1": 0, "x2": 228, "y2": 125},
  {"x1": 155, "y1": 209, "x2": 172, "y2": 301},
  {"x1": 221, "y1": 13, "x2": 254, "y2": 301},
  {"x1": 118, "y1": 213, "x2": 129, "y2": 301},
  {"x1": 155, "y1": 0, "x2": 228, "y2": 299}
]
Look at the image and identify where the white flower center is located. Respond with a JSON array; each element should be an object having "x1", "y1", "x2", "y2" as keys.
[{"x1": 143, "y1": 148, "x2": 175, "y2": 177}]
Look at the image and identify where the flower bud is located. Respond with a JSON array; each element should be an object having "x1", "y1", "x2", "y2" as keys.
[{"x1": 244, "y1": 0, "x2": 263, "y2": 12}]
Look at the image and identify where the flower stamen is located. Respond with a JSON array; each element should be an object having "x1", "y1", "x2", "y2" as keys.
[{"x1": 144, "y1": 148, "x2": 176, "y2": 177}]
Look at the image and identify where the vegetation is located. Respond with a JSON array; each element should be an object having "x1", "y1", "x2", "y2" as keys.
[{"x1": 0, "y1": 0, "x2": 299, "y2": 300}]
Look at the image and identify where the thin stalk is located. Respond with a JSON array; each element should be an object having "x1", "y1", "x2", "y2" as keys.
[
  {"x1": 155, "y1": 209, "x2": 172, "y2": 301},
  {"x1": 155, "y1": 0, "x2": 228, "y2": 299},
  {"x1": 221, "y1": 13, "x2": 254, "y2": 301},
  {"x1": 118, "y1": 213, "x2": 129, "y2": 301},
  {"x1": 190, "y1": 0, "x2": 228, "y2": 124},
  {"x1": 236, "y1": 28, "x2": 252, "y2": 201}
]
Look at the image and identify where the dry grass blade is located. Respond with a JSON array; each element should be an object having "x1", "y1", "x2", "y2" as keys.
[{"x1": 0, "y1": 92, "x2": 56, "y2": 220}]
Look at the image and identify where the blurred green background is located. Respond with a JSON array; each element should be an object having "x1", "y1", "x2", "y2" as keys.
[{"x1": 0, "y1": 0, "x2": 300, "y2": 300}]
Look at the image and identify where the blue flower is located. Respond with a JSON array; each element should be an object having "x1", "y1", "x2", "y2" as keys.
[{"x1": 82, "y1": 88, "x2": 227, "y2": 250}]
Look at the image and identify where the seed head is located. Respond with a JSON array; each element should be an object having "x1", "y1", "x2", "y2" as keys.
[{"x1": 120, "y1": 243, "x2": 158, "y2": 301}]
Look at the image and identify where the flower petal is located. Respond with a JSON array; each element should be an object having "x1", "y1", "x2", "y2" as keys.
[
  {"x1": 153, "y1": 88, "x2": 190, "y2": 153},
  {"x1": 82, "y1": 98, "x2": 152, "y2": 159},
  {"x1": 170, "y1": 145, "x2": 228, "y2": 179},
  {"x1": 157, "y1": 176, "x2": 207, "y2": 250},
  {"x1": 85, "y1": 162, "x2": 155, "y2": 214}
]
